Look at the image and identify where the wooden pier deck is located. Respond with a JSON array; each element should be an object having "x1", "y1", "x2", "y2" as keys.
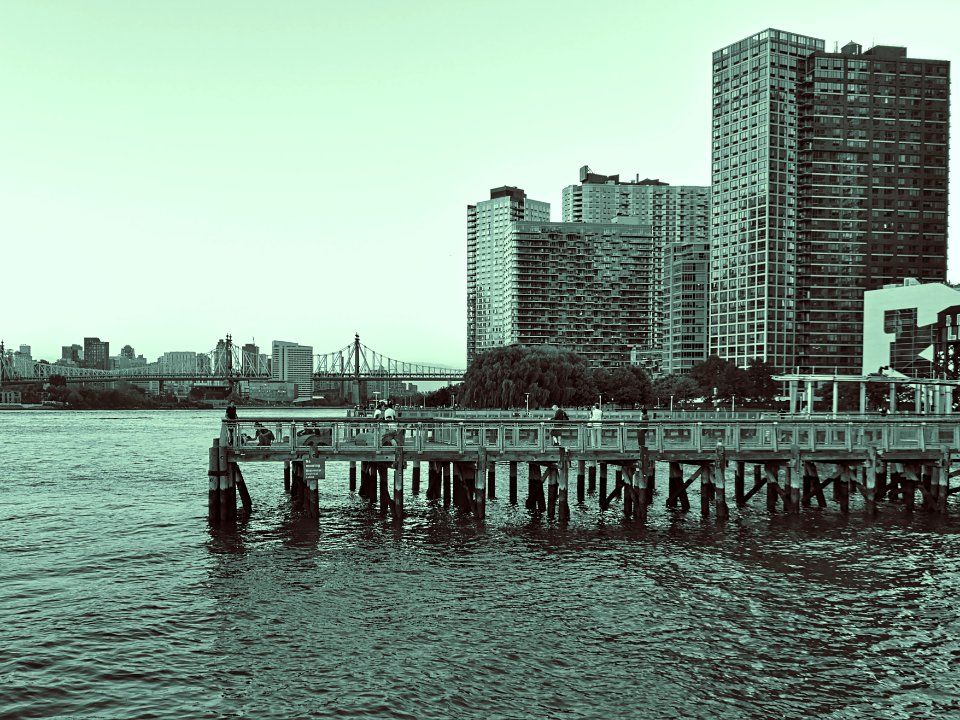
[{"x1": 207, "y1": 416, "x2": 960, "y2": 523}]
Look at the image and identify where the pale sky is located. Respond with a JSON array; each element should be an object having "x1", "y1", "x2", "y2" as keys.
[{"x1": 2, "y1": 0, "x2": 958, "y2": 368}]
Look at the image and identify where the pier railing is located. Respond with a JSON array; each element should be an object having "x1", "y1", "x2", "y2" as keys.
[{"x1": 220, "y1": 417, "x2": 960, "y2": 458}]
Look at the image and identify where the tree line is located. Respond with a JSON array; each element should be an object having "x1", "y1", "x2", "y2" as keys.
[{"x1": 424, "y1": 346, "x2": 783, "y2": 410}]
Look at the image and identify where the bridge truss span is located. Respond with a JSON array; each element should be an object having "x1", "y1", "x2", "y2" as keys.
[{"x1": 313, "y1": 335, "x2": 464, "y2": 382}]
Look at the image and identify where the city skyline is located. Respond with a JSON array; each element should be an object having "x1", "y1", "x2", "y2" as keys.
[{"x1": 3, "y1": 1, "x2": 959, "y2": 368}]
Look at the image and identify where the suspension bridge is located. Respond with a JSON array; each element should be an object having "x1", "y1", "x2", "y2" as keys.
[{"x1": 0, "y1": 335, "x2": 465, "y2": 393}]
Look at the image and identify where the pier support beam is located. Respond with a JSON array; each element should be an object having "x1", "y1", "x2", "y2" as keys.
[
  {"x1": 442, "y1": 462, "x2": 451, "y2": 509},
  {"x1": 577, "y1": 460, "x2": 585, "y2": 504},
  {"x1": 284, "y1": 460, "x2": 291, "y2": 494},
  {"x1": 509, "y1": 461, "x2": 518, "y2": 505},
  {"x1": 349, "y1": 461, "x2": 357, "y2": 492}
]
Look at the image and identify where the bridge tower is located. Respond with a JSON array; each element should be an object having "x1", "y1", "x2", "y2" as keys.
[
  {"x1": 353, "y1": 333, "x2": 362, "y2": 406},
  {"x1": 225, "y1": 334, "x2": 236, "y2": 398}
]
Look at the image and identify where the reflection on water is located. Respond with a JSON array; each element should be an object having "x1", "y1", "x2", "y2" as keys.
[{"x1": 1, "y1": 410, "x2": 959, "y2": 719}]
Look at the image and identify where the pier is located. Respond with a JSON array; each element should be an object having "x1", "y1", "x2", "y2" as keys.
[{"x1": 206, "y1": 415, "x2": 960, "y2": 523}]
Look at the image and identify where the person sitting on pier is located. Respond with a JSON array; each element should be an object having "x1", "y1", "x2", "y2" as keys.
[
  {"x1": 373, "y1": 401, "x2": 385, "y2": 420},
  {"x1": 254, "y1": 423, "x2": 275, "y2": 446},
  {"x1": 382, "y1": 401, "x2": 404, "y2": 446}
]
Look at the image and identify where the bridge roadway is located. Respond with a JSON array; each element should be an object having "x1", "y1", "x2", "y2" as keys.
[{"x1": 207, "y1": 415, "x2": 960, "y2": 524}]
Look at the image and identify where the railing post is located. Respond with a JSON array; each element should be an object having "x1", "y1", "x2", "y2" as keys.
[
  {"x1": 618, "y1": 422, "x2": 625, "y2": 452},
  {"x1": 457, "y1": 423, "x2": 463, "y2": 453},
  {"x1": 772, "y1": 422, "x2": 779, "y2": 452},
  {"x1": 920, "y1": 422, "x2": 927, "y2": 451},
  {"x1": 696, "y1": 423, "x2": 702, "y2": 452},
  {"x1": 846, "y1": 422, "x2": 853, "y2": 452}
]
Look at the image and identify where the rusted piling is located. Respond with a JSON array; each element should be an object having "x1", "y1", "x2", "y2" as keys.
[
  {"x1": 411, "y1": 461, "x2": 421, "y2": 495},
  {"x1": 349, "y1": 461, "x2": 357, "y2": 492},
  {"x1": 509, "y1": 461, "x2": 518, "y2": 504},
  {"x1": 765, "y1": 463, "x2": 780, "y2": 512},
  {"x1": 577, "y1": 460, "x2": 585, "y2": 503},
  {"x1": 598, "y1": 463, "x2": 607, "y2": 503},
  {"x1": 588, "y1": 463, "x2": 597, "y2": 494}
]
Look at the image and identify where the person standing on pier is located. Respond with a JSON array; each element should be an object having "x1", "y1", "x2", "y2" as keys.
[
  {"x1": 589, "y1": 403, "x2": 602, "y2": 447},
  {"x1": 550, "y1": 404, "x2": 568, "y2": 446}
]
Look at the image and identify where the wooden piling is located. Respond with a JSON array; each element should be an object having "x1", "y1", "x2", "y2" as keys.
[
  {"x1": 546, "y1": 465, "x2": 558, "y2": 520},
  {"x1": 700, "y1": 462, "x2": 712, "y2": 518},
  {"x1": 442, "y1": 462, "x2": 451, "y2": 509},
  {"x1": 378, "y1": 463, "x2": 389, "y2": 516},
  {"x1": 734, "y1": 461, "x2": 745, "y2": 506},
  {"x1": 291, "y1": 460, "x2": 304, "y2": 506},
  {"x1": 715, "y1": 445, "x2": 728, "y2": 521},
  {"x1": 411, "y1": 461, "x2": 421, "y2": 495},
  {"x1": 599, "y1": 463, "x2": 607, "y2": 503},
  {"x1": 938, "y1": 448, "x2": 950, "y2": 514},
  {"x1": 392, "y1": 449, "x2": 404, "y2": 521},
  {"x1": 615, "y1": 468, "x2": 623, "y2": 500},
  {"x1": 208, "y1": 442, "x2": 221, "y2": 522},
  {"x1": 622, "y1": 464, "x2": 634, "y2": 520},
  {"x1": 476, "y1": 449, "x2": 487, "y2": 521},
  {"x1": 837, "y1": 465, "x2": 850, "y2": 514},
  {"x1": 349, "y1": 461, "x2": 357, "y2": 492},
  {"x1": 509, "y1": 461, "x2": 518, "y2": 505},
  {"x1": 577, "y1": 460, "x2": 586, "y2": 503},
  {"x1": 558, "y1": 450, "x2": 570, "y2": 522},
  {"x1": 788, "y1": 447, "x2": 801, "y2": 513},
  {"x1": 526, "y1": 463, "x2": 545, "y2": 512},
  {"x1": 487, "y1": 460, "x2": 496, "y2": 500},
  {"x1": 426, "y1": 461, "x2": 442, "y2": 500},
  {"x1": 283, "y1": 460, "x2": 291, "y2": 494},
  {"x1": 765, "y1": 463, "x2": 779, "y2": 512},
  {"x1": 864, "y1": 448, "x2": 878, "y2": 517},
  {"x1": 588, "y1": 463, "x2": 597, "y2": 494},
  {"x1": 233, "y1": 462, "x2": 253, "y2": 515},
  {"x1": 219, "y1": 441, "x2": 235, "y2": 522}
]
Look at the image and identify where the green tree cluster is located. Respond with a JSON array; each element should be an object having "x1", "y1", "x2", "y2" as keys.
[{"x1": 460, "y1": 345, "x2": 653, "y2": 409}]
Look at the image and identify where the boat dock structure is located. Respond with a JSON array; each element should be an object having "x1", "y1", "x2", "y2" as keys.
[{"x1": 207, "y1": 414, "x2": 960, "y2": 524}]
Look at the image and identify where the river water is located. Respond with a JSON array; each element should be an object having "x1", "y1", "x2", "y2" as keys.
[{"x1": 2, "y1": 409, "x2": 959, "y2": 719}]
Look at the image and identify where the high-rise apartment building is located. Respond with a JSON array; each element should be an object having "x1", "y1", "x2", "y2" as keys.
[
  {"x1": 562, "y1": 166, "x2": 711, "y2": 371},
  {"x1": 83, "y1": 337, "x2": 110, "y2": 370},
  {"x1": 662, "y1": 241, "x2": 710, "y2": 374},
  {"x1": 796, "y1": 42, "x2": 949, "y2": 374},
  {"x1": 271, "y1": 340, "x2": 314, "y2": 398},
  {"x1": 712, "y1": 29, "x2": 949, "y2": 374},
  {"x1": 711, "y1": 29, "x2": 825, "y2": 370},
  {"x1": 487, "y1": 218, "x2": 658, "y2": 367},
  {"x1": 467, "y1": 187, "x2": 550, "y2": 366}
]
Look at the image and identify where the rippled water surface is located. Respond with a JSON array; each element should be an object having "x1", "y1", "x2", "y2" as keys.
[{"x1": 2, "y1": 410, "x2": 960, "y2": 719}]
